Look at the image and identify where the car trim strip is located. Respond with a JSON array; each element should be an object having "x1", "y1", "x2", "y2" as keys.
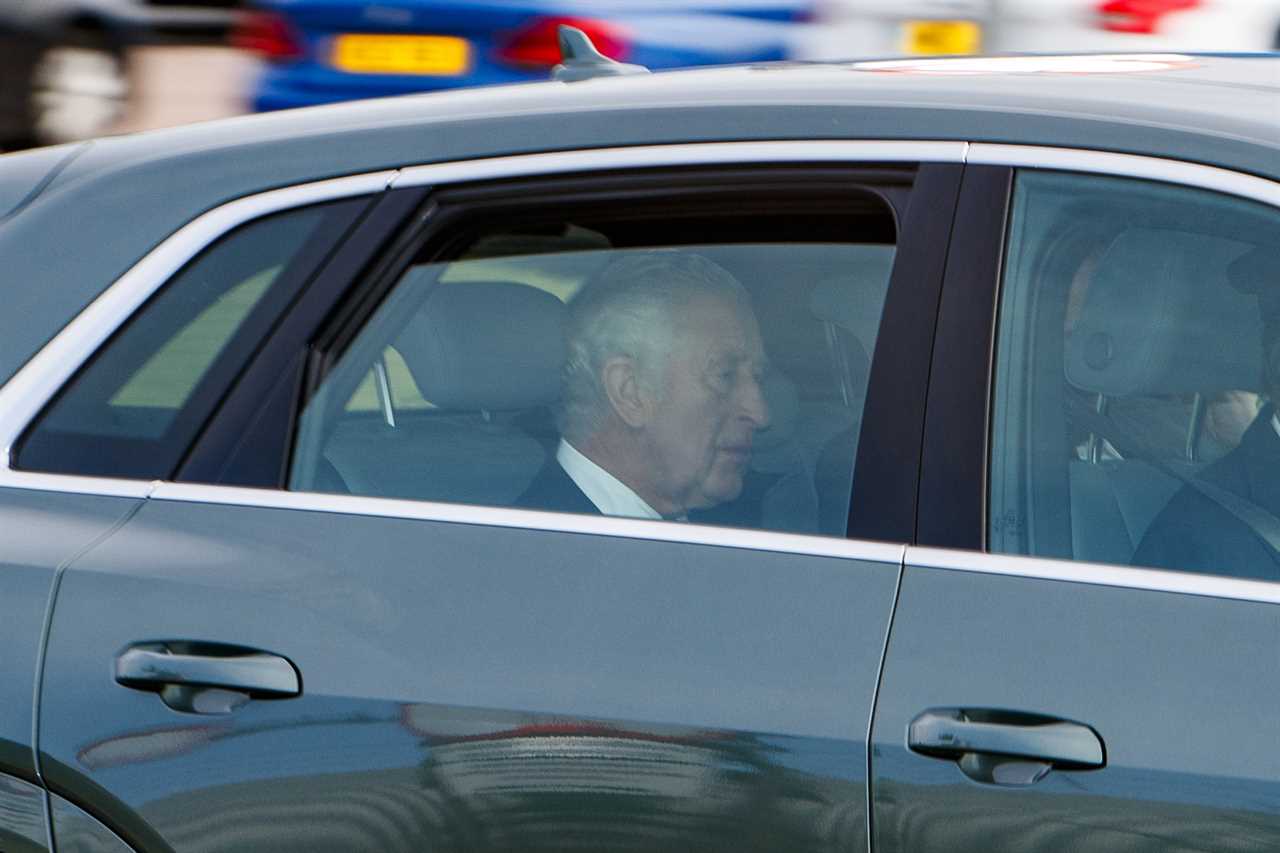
[
  {"x1": 907, "y1": 545, "x2": 1280, "y2": 605},
  {"x1": 389, "y1": 141, "x2": 968, "y2": 189},
  {"x1": 0, "y1": 142, "x2": 1278, "y2": 599},
  {"x1": 970, "y1": 143, "x2": 1280, "y2": 205},
  {"x1": 149, "y1": 481, "x2": 909, "y2": 564}
]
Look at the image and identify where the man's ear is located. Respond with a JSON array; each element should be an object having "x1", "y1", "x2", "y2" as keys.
[{"x1": 601, "y1": 356, "x2": 649, "y2": 428}]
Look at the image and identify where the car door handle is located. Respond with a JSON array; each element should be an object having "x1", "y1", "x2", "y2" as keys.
[
  {"x1": 116, "y1": 642, "x2": 301, "y2": 713},
  {"x1": 908, "y1": 708, "x2": 1105, "y2": 786}
]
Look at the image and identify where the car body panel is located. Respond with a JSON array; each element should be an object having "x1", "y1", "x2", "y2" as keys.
[
  {"x1": 0, "y1": 772, "x2": 47, "y2": 853},
  {"x1": 40, "y1": 499, "x2": 899, "y2": 851},
  {"x1": 0, "y1": 489, "x2": 141, "y2": 781},
  {"x1": 0, "y1": 143, "x2": 84, "y2": 220},
  {"x1": 0, "y1": 55, "x2": 1276, "y2": 388},
  {"x1": 50, "y1": 792, "x2": 135, "y2": 853},
  {"x1": 872, "y1": 557, "x2": 1280, "y2": 852}
]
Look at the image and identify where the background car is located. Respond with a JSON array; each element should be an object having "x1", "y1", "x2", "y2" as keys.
[
  {"x1": 804, "y1": 0, "x2": 1280, "y2": 57},
  {"x1": 0, "y1": 0, "x2": 239, "y2": 150},
  {"x1": 0, "y1": 47, "x2": 1278, "y2": 853},
  {"x1": 237, "y1": 0, "x2": 817, "y2": 111}
]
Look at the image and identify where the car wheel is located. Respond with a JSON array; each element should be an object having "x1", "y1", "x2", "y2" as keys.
[{"x1": 30, "y1": 34, "x2": 129, "y2": 145}]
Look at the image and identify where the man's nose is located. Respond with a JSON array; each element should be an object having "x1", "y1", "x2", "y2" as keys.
[{"x1": 741, "y1": 374, "x2": 770, "y2": 429}]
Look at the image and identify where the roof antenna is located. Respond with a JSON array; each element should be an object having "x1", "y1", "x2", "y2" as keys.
[{"x1": 553, "y1": 25, "x2": 650, "y2": 82}]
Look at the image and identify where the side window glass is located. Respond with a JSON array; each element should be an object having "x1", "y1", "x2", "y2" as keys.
[
  {"x1": 16, "y1": 200, "x2": 361, "y2": 479},
  {"x1": 290, "y1": 212, "x2": 897, "y2": 537},
  {"x1": 989, "y1": 170, "x2": 1280, "y2": 580}
]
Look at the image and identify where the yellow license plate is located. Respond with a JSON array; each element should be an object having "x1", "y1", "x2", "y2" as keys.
[
  {"x1": 902, "y1": 20, "x2": 982, "y2": 56},
  {"x1": 331, "y1": 34, "x2": 471, "y2": 76}
]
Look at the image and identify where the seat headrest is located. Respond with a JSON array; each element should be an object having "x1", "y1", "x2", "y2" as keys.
[
  {"x1": 808, "y1": 245, "x2": 895, "y2": 346},
  {"x1": 1065, "y1": 229, "x2": 1263, "y2": 396},
  {"x1": 394, "y1": 281, "x2": 566, "y2": 411}
]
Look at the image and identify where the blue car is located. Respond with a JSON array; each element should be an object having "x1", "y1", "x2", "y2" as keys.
[{"x1": 238, "y1": 0, "x2": 814, "y2": 112}]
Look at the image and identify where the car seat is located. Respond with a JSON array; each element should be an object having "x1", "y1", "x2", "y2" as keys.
[{"x1": 1064, "y1": 227, "x2": 1263, "y2": 565}]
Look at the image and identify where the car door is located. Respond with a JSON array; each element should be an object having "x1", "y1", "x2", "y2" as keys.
[
  {"x1": 871, "y1": 153, "x2": 1280, "y2": 850},
  {"x1": 27, "y1": 143, "x2": 963, "y2": 852}
]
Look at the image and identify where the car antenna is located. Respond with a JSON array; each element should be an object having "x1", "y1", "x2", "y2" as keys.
[{"x1": 552, "y1": 25, "x2": 650, "y2": 82}]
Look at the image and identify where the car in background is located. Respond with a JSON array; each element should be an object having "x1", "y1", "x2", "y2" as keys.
[
  {"x1": 238, "y1": 0, "x2": 816, "y2": 112},
  {"x1": 0, "y1": 0, "x2": 240, "y2": 150},
  {"x1": 802, "y1": 0, "x2": 1280, "y2": 58}
]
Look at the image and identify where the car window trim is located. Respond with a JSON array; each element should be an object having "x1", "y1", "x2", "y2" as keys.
[
  {"x1": 907, "y1": 545, "x2": 1280, "y2": 606},
  {"x1": 257, "y1": 164, "x2": 926, "y2": 529},
  {"x1": 916, "y1": 164, "x2": 1013, "y2": 551},
  {"x1": 0, "y1": 171, "x2": 398, "y2": 471}
]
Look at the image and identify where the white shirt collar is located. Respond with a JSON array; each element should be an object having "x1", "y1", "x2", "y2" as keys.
[
  {"x1": 1271, "y1": 411, "x2": 1280, "y2": 441},
  {"x1": 557, "y1": 439, "x2": 665, "y2": 520}
]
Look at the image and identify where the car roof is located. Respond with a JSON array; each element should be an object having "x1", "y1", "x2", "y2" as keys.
[{"x1": 1, "y1": 52, "x2": 1277, "y2": 386}]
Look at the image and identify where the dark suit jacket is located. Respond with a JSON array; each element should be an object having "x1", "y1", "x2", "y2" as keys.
[
  {"x1": 1132, "y1": 409, "x2": 1280, "y2": 581},
  {"x1": 514, "y1": 459, "x2": 600, "y2": 515},
  {"x1": 515, "y1": 458, "x2": 770, "y2": 528}
]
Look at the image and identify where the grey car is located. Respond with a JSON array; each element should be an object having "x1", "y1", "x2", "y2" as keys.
[{"x1": 1, "y1": 49, "x2": 1278, "y2": 853}]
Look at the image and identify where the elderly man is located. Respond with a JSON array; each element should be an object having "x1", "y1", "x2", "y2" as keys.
[{"x1": 518, "y1": 251, "x2": 770, "y2": 521}]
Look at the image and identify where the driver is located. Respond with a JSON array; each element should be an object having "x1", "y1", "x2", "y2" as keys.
[{"x1": 1132, "y1": 245, "x2": 1280, "y2": 579}]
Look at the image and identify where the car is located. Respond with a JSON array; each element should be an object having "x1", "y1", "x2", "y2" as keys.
[
  {"x1": 238, "y1": 0, "x2": 817, "y2": 112},
  {"x1": 803, "y1": 0, "x2": 1280, "y2": 58},
  {"x1": 0, "y1": 0, "x2": 240, "y2": 151},
  {"x1": 1, "y1": 44, "x2": 1279, "y2": 853}
]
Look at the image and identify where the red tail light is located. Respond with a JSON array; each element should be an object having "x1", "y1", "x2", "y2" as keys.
[
  {"x1": 231, "y1": 11, "x2": 305, "y2": 61},
  {"x1": 1095, "y1": 0, "x2": 1200, "y2": 34},
  {"x1": 496, "y1": 17, "x2": 630, "y2": 68}
]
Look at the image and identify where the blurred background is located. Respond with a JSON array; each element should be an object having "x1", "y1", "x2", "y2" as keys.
[{"x1": 2, "y1": 0, "x2": 1277, "y2": 152}]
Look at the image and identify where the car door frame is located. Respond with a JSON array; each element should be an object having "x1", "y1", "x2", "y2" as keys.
[
  {"x1": 160, "y1": 141, "x2": 968, "y2": 546},
  {"x1": 0, "y1": 141, "x2": 968, "y2": 852}
]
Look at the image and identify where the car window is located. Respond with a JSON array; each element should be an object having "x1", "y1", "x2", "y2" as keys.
[
  {"x1": 15, "y1": 201, "x2": 363, "y2": 480},
  {"x1": 988, "y1": 170, "x2": 1280, "y2": 580},
  {"x1": 290, "y1": 211, "x2": 897, "y2": 537}
]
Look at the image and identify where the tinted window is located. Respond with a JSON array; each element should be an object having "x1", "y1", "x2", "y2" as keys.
[
  {"x1": 16, "y1": 200, "x2": 363, "y2": 479},
  {"x1": 290, "y1": 209, "x2": 897, "y2": 536},
  {"x1": 989, "y1": 170, "x2": 1280, "y2": 580}
]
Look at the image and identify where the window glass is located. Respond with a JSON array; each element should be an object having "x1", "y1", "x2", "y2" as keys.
[
  {"x1": 989, "y1": 170, "x2": 1280, "y2": 580},
  {"x1": 290, "y1": 213, "x2": 897, "y2": 536},
  {"x1": 16, "y1": 202, "x2": 352, "y2": 479}
]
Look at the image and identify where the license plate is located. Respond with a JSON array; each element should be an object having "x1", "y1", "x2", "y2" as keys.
[
  {"x1": 902, "y1": 20, "x2": 982, "y2": 56},
  {"x1": 331, "y1": 34, "x2": 470, "y2": 76}
]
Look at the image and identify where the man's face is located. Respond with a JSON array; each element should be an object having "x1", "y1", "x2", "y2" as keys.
[{"x1": 637, "y1": 294, "x2": 770, "y2": 515}]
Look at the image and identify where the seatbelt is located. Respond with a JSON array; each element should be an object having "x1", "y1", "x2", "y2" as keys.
[{"x1": 1069, "y1": 402, "x2": 1280, "y2": 559}]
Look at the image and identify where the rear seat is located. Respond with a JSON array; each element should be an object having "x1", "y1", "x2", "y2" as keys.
[
  {"x1": 324, "y1": 279, "x2": 566, "y2": 506},
  {"x1": 1064, "y1": 228, "x2": 1264, "y2": 564}
]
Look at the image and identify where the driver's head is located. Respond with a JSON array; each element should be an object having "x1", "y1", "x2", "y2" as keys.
[
  {"x1": 1230, "y1": 244, "x2": 1280, "y2": 401},
  {"x1": 562, "y1": 252, "x2": 770, "y2": 517}
]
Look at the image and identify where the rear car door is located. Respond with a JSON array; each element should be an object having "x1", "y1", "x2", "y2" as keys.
[
  {"x1": 23, "y1": 144, "x2": 964, "y2": 852},
  {"x1": 871, "y1": 153, "x2": 1280, "y2": 850}
]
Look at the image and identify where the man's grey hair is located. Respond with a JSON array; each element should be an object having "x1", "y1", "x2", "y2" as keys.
[{"x1": 560, "y1": 251, "x2": 749, "y2": 442}]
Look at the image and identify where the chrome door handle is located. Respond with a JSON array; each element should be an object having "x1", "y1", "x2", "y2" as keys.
[
  {"x1": 116, "y1": 642, "x2": 300, "y2": 713},
  {"x1": 909, "y1": 708, "x2": 1105, "y2": 786}
]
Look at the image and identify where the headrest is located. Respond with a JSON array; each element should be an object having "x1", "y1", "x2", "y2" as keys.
[
  {"x1": 394, "y1": 281, "x2": 566, "y2": 411},
  {"x1": 808, "y1": 245, "x2": 895, "y2": 345},
  {"x1": 1065, "y1": 229, "x2": 1263, "y2": 396}
]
